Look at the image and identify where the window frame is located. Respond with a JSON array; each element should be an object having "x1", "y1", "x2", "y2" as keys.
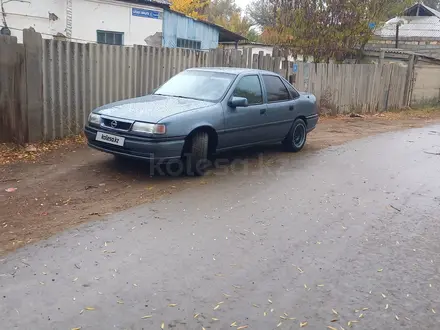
[
  {"x1": 281, "y1": 77, "x2": 301, "y2": 100},
  {"x1": 232, "y1": 74, "x2": 264, "y2": 106},
  {"x1": 262, "y1": 74, "x2": 291, "y2": 103},
  {"x1": 97, "y1": 30, "x2": 124, "y2": 46}
]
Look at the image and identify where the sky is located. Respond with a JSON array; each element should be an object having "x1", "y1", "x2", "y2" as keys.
[{"x1": 235, "y1": 0, "x2": 251, "y2": 11}]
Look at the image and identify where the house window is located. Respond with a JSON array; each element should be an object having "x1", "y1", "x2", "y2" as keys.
[
  {"x1": 97, "y1": 30, "x2": 124, "y2": 45},
  {"x1": 176, "y1": 38, "x2": 201, "y2": 50}
]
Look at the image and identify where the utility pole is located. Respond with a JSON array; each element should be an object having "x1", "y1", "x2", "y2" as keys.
[{"x1": 395, "y1": 23, "x2": 400, "y2": 48}]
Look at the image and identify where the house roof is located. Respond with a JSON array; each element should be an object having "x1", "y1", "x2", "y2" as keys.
[
  {"x1": 375, "y1": 2, "x2": 440, "y2": 39},
  {"x1": 363, "y1": 47, "x2": 440, "y2": 61},
  {"x1": 167, "y1": 9, "x2": 247, "y2": 43},
  {"x1": 117, "y1": 0, "x2": 171, "y2": 8}
]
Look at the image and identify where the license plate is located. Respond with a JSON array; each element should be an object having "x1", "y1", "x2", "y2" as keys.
[{"x1": 96, "y1": 131, "x2": 125, "y2": 146}]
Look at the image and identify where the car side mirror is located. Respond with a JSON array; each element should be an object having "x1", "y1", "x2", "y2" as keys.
[{"x1": 228, "y1": 96, "x2": 248, "y2": 108}]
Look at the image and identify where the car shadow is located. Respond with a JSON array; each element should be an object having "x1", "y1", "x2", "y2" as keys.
[{"x1": 96, "y1": 142, "x2": 309, "y2": 180}]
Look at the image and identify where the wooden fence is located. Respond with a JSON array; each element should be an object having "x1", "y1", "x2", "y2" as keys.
[{"x1": 0, "y1": 29, "x2": 412, "y2": 143}]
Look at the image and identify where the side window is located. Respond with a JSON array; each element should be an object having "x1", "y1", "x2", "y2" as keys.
[
  {"x1": 262, "y1": 75, "x2": 290, "y2": 102},
  {"x1": 284, "y1": 80, "x2": 300, "y2": 99},
  {"x1": 233, "y1": 75, "x2": 263, "y2": 105}
]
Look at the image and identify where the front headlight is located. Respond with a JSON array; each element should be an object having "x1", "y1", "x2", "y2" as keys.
[
  {"x1": 88, "y1": 113, "x2": 101, "y2": 125},
  {"x1": 131, "y1": 122, "x2": 166, "y2": 134}
]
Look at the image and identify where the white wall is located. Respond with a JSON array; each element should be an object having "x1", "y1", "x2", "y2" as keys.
[
  {"x1": 1, "y1": 0, "x2": 67, "y2": 42},
  {"x1": 72, "y1": 0, "x2": 163, "y2": 45},
  {"x1": 1, "y1": 0, "x2": 163, "y2": 45}
]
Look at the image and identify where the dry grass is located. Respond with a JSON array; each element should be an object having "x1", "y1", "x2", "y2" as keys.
[{"x1": 0, "y1": 134, "x2": 86, "y2": 166}]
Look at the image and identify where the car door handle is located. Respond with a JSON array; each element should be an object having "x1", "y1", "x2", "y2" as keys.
[
  {"x1": 289, "y1": 105, "x2": 294, "y2": 111},
  {"x1": 260, "y1": 109, "x2": 266, "y2": 115}
]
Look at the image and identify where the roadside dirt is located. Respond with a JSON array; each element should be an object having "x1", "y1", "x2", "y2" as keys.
[{"x1": 1, "y1": 111, "x2": 440, "y2": 255}]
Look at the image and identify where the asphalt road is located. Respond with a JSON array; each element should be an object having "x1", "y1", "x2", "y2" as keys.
[{"x1": 1, "y1": 125, "x2": 440, "y2": 330}]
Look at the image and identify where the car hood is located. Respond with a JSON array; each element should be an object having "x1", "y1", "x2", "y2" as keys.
[{"x1": 94, "y1": 94, "x2": 213, "y2": 123}]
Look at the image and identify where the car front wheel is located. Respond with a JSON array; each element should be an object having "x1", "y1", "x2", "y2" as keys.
[
  {"x1": 185, "y1": 131, "x2": 209, "y2": 176},
  {"x1": 283, "y1": 118, "x2": 307, "y2": 152}
]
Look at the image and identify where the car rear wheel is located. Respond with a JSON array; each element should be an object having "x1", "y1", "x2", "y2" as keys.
[
  {"x1": 283, "y1": 118, "x2": 307, "y2": 152},
  {"x1": 185, "y1": 131, "x2": 209, "y2": 176}
]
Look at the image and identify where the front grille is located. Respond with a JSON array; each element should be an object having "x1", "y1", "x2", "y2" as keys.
[{"x1": 102, "y1": 118, "x2": 132, "y2": 130}]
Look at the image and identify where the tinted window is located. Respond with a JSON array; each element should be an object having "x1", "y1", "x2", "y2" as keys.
[
  {"x1": 263, "y1": 75, "x2": 290, "y2": 102},
  {"x1": 284, "y1": 80, "x2": 300, "y2": 99},
  {"x1": 155, "y1": 70, "x2": 235, "y2": 102},
  {"x1": 233, "y1": 75, "x2": 263, "y2": 105}
]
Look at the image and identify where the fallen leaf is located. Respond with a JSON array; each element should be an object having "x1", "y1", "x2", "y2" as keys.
[
  {"x1": 433, "y1": 309, "x2": 436, "y2": 314},
  {"x1": 362, "y1": 308, "x2": 369, "y2": 311},
  {"x1": 300, "y1": 321, "x2": 308, "y2": 327},
  {"x1": 327, "y1": 326, "x2": 338, "y2": 330},
  {"x1": 217, "y1": 301, "x2": 224, "y2": 305},
  {"x1": 304, "y1": 284, "x2": 308, "y2": 289},
  {"x1": 214, "y1": 304, "x2": 220, "y2": 310},
  {"x1": 359, "y1": 313, "x2": 364, "y2": 318},
  {"x1": 85, "y1": 307, "x2": 95, "y2": 311},
  {"x1": 5, "y1": 188, "x2": 17, "y2": 193},
  {"x1": 252, "y1": 304, "x2": 259, "y2": 308},
  {"x1": 377, "y1": 269, "x2": 383, "y2": 272},
  {"x1": 168, "y1": 304, "x2": 177, "y2": 307},
  {"x1": 203, "y1": 328, "x2": 206, "y2": 330},
  {"x1": 230, "y1": 321, "x2": 237, "y2": 327},
  {"x1": 381, "y1": 293, "x2": 387, "y2": 298},
  {"x1": 277, "y1": 322, "x2": 282, "y2": 327},
  {"x1": 395, "y1": 315, "x2": 399, "y2": 320},
  {"x1": 237, "y1": 326, "x2": 248, "y2": 330},
  {"x1": 117, "y1": 301, "x2": 124, "y2": 304},
  {"x1": 332, "y1": 309, "x2": 338, "y2": 315},
  {"x1": 331, "y1": 319, "x2": 339, "y2": 322},
  {"x1": 161, "y1": 322, "x2": 165, "y2": 329},
  {"x1": 317, "y1": 284, "x2": 325, "y2": 287},
  {"x1": 194, "y1": 313, "x2": 200, "y2": 319},
  {"x1": 264, "y1": 312, "x2": 267, "y2": 316},
  {"x1": 289, "y1": 317, "x2": 296, "y2": 320},
  {"x1": 212, "y1": 318, "x2": 219, "y2": 321},
  {"x1": 297, "y1": 267, "x2": 304, "y2": 273},
  {"x1": 280, "y1": 316, "x2": 287, "y2": 320},
  {"x1": 223, "y1": 293, "x2": 231, "y2": 297},
  {"x1": 385, "y1": 304, "x2": 389, "y2": 310},
  {"x1": 141, "y1": 315, "x2": 152, "y2": 319},
  {"x1": 79, "y1": 309, "x2": 84, "y2": 315},
  {"x1": 71, "y1": 328, "x2": 81, "y2": 330},
  {"x1": 268, "y1": 299, "x2": 273, "y2": 304}
]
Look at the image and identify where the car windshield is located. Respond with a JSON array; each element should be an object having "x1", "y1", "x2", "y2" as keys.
[{"x1": 154, "y1": 70, "x2": 236, "y2": 102}]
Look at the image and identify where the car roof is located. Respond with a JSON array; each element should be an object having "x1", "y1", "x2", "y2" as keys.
[{"x1": 187, "y1": 67, "x2": 279, "y2": 76}]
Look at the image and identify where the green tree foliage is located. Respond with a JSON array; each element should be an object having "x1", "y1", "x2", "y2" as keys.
[
  {"x1": 207, "y1": 0, "x2": 260, "y2": 39},
  {"x1": 253, "y1": 0, "x2": 413, "y2": 62}
]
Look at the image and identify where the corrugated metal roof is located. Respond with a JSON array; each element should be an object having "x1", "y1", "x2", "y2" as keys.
[
  {"x1": 375, "y1": 2, "x2": 440, "y2": 38},
  {"x1": 117, "y1": 0, "x2": 171, "y2": 7}
]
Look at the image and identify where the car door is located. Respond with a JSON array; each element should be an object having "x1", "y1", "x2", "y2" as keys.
[
  {"x1": 221, "y1": 74, "x2": 269, "y2": 149},
  {"x1": 261, "y1": 74, "x2": 298, "y2": 140}
]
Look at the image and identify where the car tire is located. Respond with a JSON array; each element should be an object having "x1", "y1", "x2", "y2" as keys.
[
  {"x1": 283, "y1": 118, "x2": 307, "y2": 152},
  {"x1": 185, "y1": 131, "x2": 209, "y2": 176}
]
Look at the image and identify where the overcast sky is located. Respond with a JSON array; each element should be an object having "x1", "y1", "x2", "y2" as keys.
[{"x1": 235, "y1": 0, "x2": 250, "y2": 11}]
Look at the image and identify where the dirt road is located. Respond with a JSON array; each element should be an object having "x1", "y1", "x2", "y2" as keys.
[
  {"x1": 1, "y1": 112, "x2": 439, "y2": 255},
  {"x1": 1, "y1": 122, "x2": 440, "y2": 329}
]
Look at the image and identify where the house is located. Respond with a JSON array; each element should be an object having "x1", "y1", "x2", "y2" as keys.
[
  {"x1": 0, "y1": 0, "x2": 244, "y2": 50},
  {"x1": 369, "y1": 2, "x2": 440, "y2": 57},
  {"x1": 220, "y1": 41, "x2": 313, "y2": 62}
]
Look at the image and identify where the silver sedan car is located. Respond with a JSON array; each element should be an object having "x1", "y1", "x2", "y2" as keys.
[{"x1": 84, "y1": 68, "x2": 318, "y2": 176}]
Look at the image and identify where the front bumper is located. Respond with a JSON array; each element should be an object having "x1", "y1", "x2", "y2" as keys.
[{"x1": 84, "y1": 125, "x2": 185, "y2": 161}]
